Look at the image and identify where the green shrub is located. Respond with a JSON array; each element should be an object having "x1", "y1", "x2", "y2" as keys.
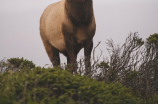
[
  {"x1": 0, "y1": 57, "x2": 35, "y2": 73},
  {"x1": 0, "y1": 67, "x2": 139, "y2": 104},
  {"x1": 7, "y1": 57, "x2": 35, "y2": 69},
  {"x1": 147, "y1": 94, "x2": 158, "y2": 104},
  {"x1": 0, "y1": 95, "x2": 12, "y2": 104}
]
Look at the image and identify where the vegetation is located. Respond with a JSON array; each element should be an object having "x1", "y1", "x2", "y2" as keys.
[
  {"x1": 0, "y1": 67, "x2": 140, "y2": 104},
  {"x1": 0, "y1": 33, "x2": 158, "y2": 104},
  {"x1": 0, "y1": 57, "x2": 35, "y2": 73}
]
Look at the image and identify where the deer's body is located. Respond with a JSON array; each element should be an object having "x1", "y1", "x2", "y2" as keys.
[{"x1": 40, "y1": 0, "x2": 96, "y2": 73}]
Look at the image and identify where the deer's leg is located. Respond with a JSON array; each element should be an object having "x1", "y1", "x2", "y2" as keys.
[
  {"x1": 66, "y1": 54, "x2": 78, "y2": 65},
  {"x1": 62, "y1": 25, "x2": 77, "y2": 73},
  {"x1": 84, "y1": 40, "x2": 93, "y2": 75},
  {"x1": 42, "y1": 40, "x2": 60, "y2": 67},
  {"x1": 66, "y1": 56, "x2": 71, "y2": 65},
  {"x1": 64, "y1": 40, "x2": 77, "y2": 73}
]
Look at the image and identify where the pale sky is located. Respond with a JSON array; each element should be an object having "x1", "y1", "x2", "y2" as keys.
[{"x1": 0, "y1": 0, "x2": 158, "y2": 66}]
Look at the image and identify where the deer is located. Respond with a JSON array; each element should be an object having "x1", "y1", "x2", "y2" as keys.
[{"x1": 40, "y1": 0, "x2": 96, "y2": 74}]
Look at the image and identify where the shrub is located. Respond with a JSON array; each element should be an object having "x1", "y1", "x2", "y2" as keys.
[
  {"x1": 0, "y1": 67, "x2": 139, "y2": 104},
  {"x1": 0, "y1": 57, "x2": 35, "y2": 73}
]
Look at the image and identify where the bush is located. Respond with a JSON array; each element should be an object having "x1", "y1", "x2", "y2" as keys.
[
  {"x1": 7, "y1": 57, "x2": 35, "y2": 69},
  {"x1": 0, "y1": 67, "x2": 139, "y2": 104},
  {"x1": 0, "y1": 57, "x2": 35, "y2": 73}
]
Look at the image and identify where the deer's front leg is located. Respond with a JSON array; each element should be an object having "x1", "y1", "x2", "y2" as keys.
[
  {"x1": 62, "y1": 24, "x2": 77, "y2": 73},
  {"x1": 84, "y1": 40, "x2": 93, "y2": 75}
]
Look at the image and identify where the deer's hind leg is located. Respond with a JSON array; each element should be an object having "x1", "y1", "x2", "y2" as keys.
[{"x1": 42, "y1": 40, "x2": 60, "y2": 67}]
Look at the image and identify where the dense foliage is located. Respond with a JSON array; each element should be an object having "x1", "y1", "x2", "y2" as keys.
[
  {"x1": 0, "y1": 67, "x2": 139, "y2": 104},
  {"x1": 0, "y1": 57, "x2": 35, "y2": 73}
]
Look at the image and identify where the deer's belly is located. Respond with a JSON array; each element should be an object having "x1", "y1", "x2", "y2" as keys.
[{"x1": 50, "y1": 38, "x2": 67, "y2": 52}]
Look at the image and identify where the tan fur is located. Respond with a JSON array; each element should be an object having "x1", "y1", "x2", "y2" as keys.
[
  {"x1": 40, "y1": 0, "x2": 96, "y2": 72},
  {"x1": 40, "y1": 1, "x2": 66, "y2": 52}
]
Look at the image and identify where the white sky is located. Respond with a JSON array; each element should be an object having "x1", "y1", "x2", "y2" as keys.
[{"x1": 0, "y1": 0, "x2": 158, "y2": 66}]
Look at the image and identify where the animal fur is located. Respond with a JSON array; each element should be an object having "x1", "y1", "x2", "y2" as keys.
[{"x1": 40, "y1": 0, "x2": 96, "y2": 73}]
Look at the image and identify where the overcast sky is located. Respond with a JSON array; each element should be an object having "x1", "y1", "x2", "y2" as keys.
[{"x1": 0, "y1": 0, "x2": 158, "y2": 66}]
